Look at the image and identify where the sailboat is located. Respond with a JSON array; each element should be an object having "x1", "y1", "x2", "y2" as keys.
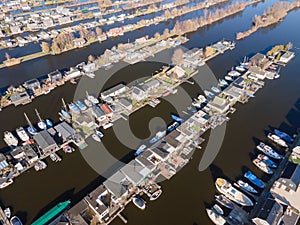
[
  {"x1": 24, "y1": 113, "x2": 37, "y2": 135},
  {"x1": 35, "y1": 109, "x2": 47, "y2": 130}
]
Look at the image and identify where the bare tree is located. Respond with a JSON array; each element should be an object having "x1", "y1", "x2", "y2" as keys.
[
  {"x1": 171, "y1": 48, "x2": 184, "y2": 65},
  {"x1": 40, "y1": 42, "x2": 50, "y2": 53},
  {"x1": 5, "y1": 52, "x2": 10, "y2": 60}
]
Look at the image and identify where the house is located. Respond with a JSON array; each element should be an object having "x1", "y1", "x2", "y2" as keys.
[
  {"x1": 135, "y1": 152, "x2": 156, "y2": 171},
  {"x1": 120, "y1": 160, "x2": 151, "y2": 186},
  {"x1": 252, "y1": 198, "x2": 283, "y2": 225},
  {"x1": 82, "y1": 63, "x2": 96, "y2": 72},
  {"x1": 33, "y1": 130, "x2": 59, "y2": 155},
  {"x1": 106, "y1": 27, "x2": 123, "y2": 37},
  {"x1": 54, "y1": 121, "x2": 76, "y2": 141},
  {"x1": 142, "y1": 79, "x2": 160, "y2": 93},
  {"x1": 249, "y1": 53, "x2": 269, "y2": 69},
  {"x1": 75, "y1": 114, "x2": 98, "y2": 130},
  {"x1": 0, "y1": 154, "x2": 9, "y2": 171},
  {"x1": 64, "y1": 68, "x2": 82, "y2": 80},
  {"x1": 279, "y1": 51, "x2": 295, "y2": 64},
  {"x1": 271, "y1": 162, "x2": 300, "y2": 211},
  {"x1": 73, "y1": 38, "x2": 86, "y2": 47},
  {"x1": 101, "y1": 84, "x2": 128, "y2": 100},
  {"x1": 10, "y1": 145, "x2": 39, "y2": 165},
  {"x1": 10, "y1": 25, "x2": 21, "y2": 34},
  {"x1": 166, "y1": 65, "x2": 185, "y2": 80},
  {"x1": 223, "y1": 84, "x2": 244, "y2": 102},
  {"x1": 135, "y1": 37, "x2": 147, "y2": 44},
  {"x1": 48, "y1": 70, "x2": 63, "y2": 83},
  {"x1": 207, "y1": 96, "x2": 230, "y2": 114},
  {"x1": 248, "y1": 66, "x2": 266, "y2": 80},
  {"x1": 10, "y1": 91, "x2": 31, "y2": 106},
  {"x1": 25, "y1": 79, "x2": 41, "y2": 93},
  {"x1": 43, "y1": 17, "x2": 54, "y2": 28},
  {"x1": 67, "y1": 200, "x2": 88, "y2": 225},
  {"x1": 131, "y1": 86, "x2": 148, "y2": 102},
  {"x1": 58, "y1": 16, "x2": 71, "y2": 25},
  {"x1": 118, "y1": 98, "x2": 132, "y2": 111}
]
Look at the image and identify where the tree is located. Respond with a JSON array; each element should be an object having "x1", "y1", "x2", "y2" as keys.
[
  {"x1": 95, "y1": 27, "x2": 103, "y2": 36},
  {"x1": 5, "y1": 52, "x2": 10, "y2": 60},
  {"x1": 40, "y1": 42, "x2": 50, "y2": 53},
  {"x1": 171, "y1": 48, "x2": 184, "y2": 65},
  {"x1": 163, "y1": 28, "x2": 170, "y2": 37},
  {"x1": 154, "y1": 32, "x2": 160, "y2": 39}
]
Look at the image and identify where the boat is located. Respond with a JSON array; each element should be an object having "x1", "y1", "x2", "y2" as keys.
[
  {"x1": 267, "y1": 133, "x2": 288, "y2": 148},
  {"x1": 86, "y1": 91, "x2": 99, "y2": 104},
  {"x1": 4, "y1": 131, "x2": 18, "y2": 146},
  {"x1": 245, "y1": 92, "x2": 255, "y2": 98},
  {"x1": 15, "y1": 127, "x2": 29, "y2": 142},
  {"x1": 149, "y1": 131, "x2": 166, "y2": 144},
  {"x1": 103, "y1": 122, "x2": 113, "y2": 129},
  {"x1": 257, "y1": 154, "x2": 277, "y2": 168},
  {"x1": 35, "y1": 160, "x2": 47, "y2": 171},
  {"x1": 63, "y1": 145, "x2": 73, "y2": 153},
  {"x1": 10, "y1": 216, "x2": 23, "y2": 225},
  {"x1": 237, "y1": 180, "x2": 258, "y2": 194},
  {"x1": 135, "y1": 144, "x2": 147, "y2": 156},
  {"x1": 4, "y1": 207, "x2": 11, "y2": 218},
  {"x1": 211, "y1": 86, "x2": 221, "y2": 93},
  {"x1": 224, "y1": 76, "x2": 233, "y2": 81},
  {"x1": 206, "y1": 208, "x2": 226, "y2": 225},
  {"x1": 215, "y1": 178, "x2": 253, "y2": 206},
  {"x1": 167, "y1": 121, "x2": 180, "y2": 132},
  {"x1": 192, "y1": 100, "x2": 202, "y2": 108},
  {"x1": 171, "y1": 114, "x2": 184, "y2": 123},
  {"x1": 149, "y1": 189, "x2": 162, "y2": 201},
  {"x1": 218, "y1": 79, "x2": 228, "y2": 86},
  {"x1": 197, "y1": 94, "x2": 207, "y2": 103},
  {"x1": 92, "y1": 133, "x2": 101, "y2": 142},
  {"x1": 46, "y1": 119, "x2": 53, "y2": 128},
  {"x1": 96, "y1": 130, "x2": 104, "y2": 138},
  {"x1": 235, "y1": 65, "x2": 246, "y2": 72},
  {"x1": 76, "y1": 100, "x2": 87, "y2": 111},
  {"x1": 274, "y1": 129, "x2": 294, "y2": 143},
  {"x1": 132, "y1": 196, "x2": 146, "y2": 210},
  {"x1": 240, "y1": 56, "x2": 249, "y2": 67},
  {"x1": 24, "y1": 113, "x2": 37, "y2": 135},
  {"x1": 204, "y1": 90, "x2": 215, "y2": 98},
  {"x1": 215, "y1": 195, "x2": 234, "y2": 209},
  {"x1": 228, "y1": 70, "x2": 241, "y2": 77},
  {"x1": 252, "y1": 158, "x2": 273, "y2": 174},
  {"x1": 84, "y1": 99, "x2": 93, "y2": 107},
  {"x1": 61, "y1": 109, "x2": 71, "y2": 119},
  {"x1": 68, "y1": 103, "x2": 81, "y2": 114},
  {"x1": 256, "y1": 142, "x2": 282, "y2": 159},
  {"x1": 35, "y1": 109, "x2": 47, "y2": 130},
  {"x1": 49, "y1": 153, "x2": 61, "y2": 162},
  {"x1": 212, "y1": 204, "x2": 223, "y2": 215},
  {"x1": 244, "y1": 171, "x2": 265, "y2": 189},
  {"x1": 0, "y1": 178, "x2": 13, "y2": 189}
]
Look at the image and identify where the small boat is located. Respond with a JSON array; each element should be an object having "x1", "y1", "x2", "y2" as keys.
[
  {"x1": 149, "y1": 189, "x2": 162, "y2": 201},
  {"x1": 256, "y1": 142, "x2": 282, "y2": 159},
  {"x1": 167, "y1": 121, "x2": 180, "y2": 132},
  {"x1": 96, "y1": 130, "x2": 104, "y2": 138},
  {"x1": 86, "y1": 91, "x2": 99, "y2": 104},
  {"x1": 206, "y1": 208, "x2": 226, "y2": 225},
  {"x1": 268, "y1": 64, "x2": 278, "y2": 70},
  {"x1": 218, "y1": 79, "x2": 228, "y2": 86},
  {"x1": 135, "y1": 144, "x2": 147, "y2": 156},
  {"x1": 244, "y1": 171, "x2": 265, "y2": 189},
  {"x1": 253, "y1": 158, "x2": 273, "y2": 174},
  {"x1": 204, "y1": 90, "x2": 215, "y2": 98},
  {"x1": 149, "y1": 131, "x2": 166, "y2": 144},
  {"x1": 257, "y1": 154, "x2": 277, "y2": 168},
  {"x1": 237, "y1": 180, "x2": 258, "y2": 194},
  {"x1": 27, "y1": 126, "x2": 37, "y2": 135},
  {"x1": 10, "y1": 216, "x2": 23, "y2": 225},
  {"x1": 267, "y1": 133, "x2": 288, "y2": 148},
  {"x1": 63, "y1": 145, "x2": 73, "y2": 153},
  {"x1": 228, "y1": 70, "x2": 241, "y2": 77},
  {"x1": 61, "y1": 109, "x2": 71, "y2": 119},
  {"x1": 103, "y1": 122, "x2": 113, "y2": 129},
  {"x1": 92, "y1": 133, "x2": 101, "y2": 142},
  {"x1": 46, "y1": 119, "x2": 53, "y2": 128},
  {"x1": 49, "y1": 153, "x2": 59, "y2": 162},
  {"x1": 69, "y1": 103, "x2": 81, "y2": 114},
  {"x1": 171, "y1": 114, "x2": 184, "y2": 123},
  {"x1": 235, "y1": 65, "x2": 246, "y2": 72},
  {"x1": 215, "y1": 178, "x2": 253, "y2": 206},
  {"x1": 224, "y1": 76, "x2": 233, "y2": 81},
  {"x1": 0, "y1": 178, "x2": 13, "y2": 189},
  {"x1": 240, "y1": 56, "x2": 249, "y2": 67},
  {"x1": 274, "y1": 129, "x2": 294, "y2": 143},
  {"x1": 244, "y1": 92, "x2": 255, "y2": 98},
  {"x1": 16, "y1": 127, "x2": 30, "y2": 142},
  {"x1": 76, "y1": 101, "x2": 87, "y2": 111},
  {"x1": 4, "y1": 131, "x2": 19, "y2": 147},
  {"x1": 212, "y1": 204, "x2": 223, "y2": 215},
  {"x1": 211, "y1": 86, "x2": 221, "y2": 93},
  {"x1": 197, "y1": 94, "x2": 207, "y2": 103},
  {"x1": 39, "y1": 160, "x2": 47, "y2": 169},
  {"x1": 4, "y1": 207, "x2": 11, "y2": 218},
  {"x1": 84, "y1": 99, "x2": 93, "y2": 107},
  {"x1": 192, "y1": 100, "x2": 202, "y2": 108},
  {"x1": 132, "y1": 196, "x2": 146, "y2": 210},
  {"x1": 215, "y1": 195, "x2": 234, "y2": 209},
  {"x1": 35, "y1": 109, "x2": 47, "y2": 130}
]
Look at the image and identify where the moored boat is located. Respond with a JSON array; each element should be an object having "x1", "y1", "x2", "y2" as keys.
[
  {"x1": 244, "y1": 171, "x2": 265, "y2": 189},
  {"x1": 68, "y1": 103, "x2": 81, "y2": 114},
  {"x1": 197, "y1": 94, "x2": 207, "y2": 103},
  {"x1": 257, "y1": 154, "x2": 277, "y2": 168},
  {"x1": 224, "y1": 75, "x2": 233, "y2": 81},
  {"x1": 84, "y1": 99, "x2": 93, "y2": 107},
  {"x1": 206, "y1": 208, "x2": 226, "y2": 225},
  {"x1": 204, "y1": 90, "x2": 215, "y2": 98},
  {"x1": 76, "y1": 100, "x2": 87, "y2": 111},
  {"x1": 0, "y1": 178, "x2": 13, "y2": 189},
  {"x1": 61, "y1": 109, "x2": 71, "y2": 119},
  {"x1": 212, "y1": 204, "x2": 223, "y2": 215},
  {"x1": 215, "y1": 195, "x2": 234, "y2": 209},
  {"x1": 16, "y1": 127, "x2": 29, "y2": 142},
  {"x1": 150, "y1": 188, "x2": 162, "y2": 201},
  {"x1": 235, "y1": 65, "x2": 246, "y2": 72},
  {"x1": 63, "y1": 145, "x2": 74, "y2": 153},
  {"x1": 92, "y1": 133, "x2": 101, "y2": 142},
  {"x1": 252, "y1": 158, "x2": 273, "y2": 174},
  {"x1": 10, "y1": 216, "x2": 23, "y2": 225},
  {"x1": 35, "y1": 109, "x2": 47, "y2": 130},
  {"x1": 86, "y1": 91, "x2": 99, "y2": 104},
  {"x1": 267, "y1": 133, "x2": 288, "y2": 148},
  {"x1": 215, "y1": 178, "x2": 253, "y2": 206},
  {"x1": 237, "y1": 180, "x2": 258, "y2": 194},
  {"x1": 274, "y1": 129, "x2": 294, "y2": 143},
  {"x1": 135, "y1": 144, "x2": 147, "y2": 156},
  {"x1": 171, "y1": 114, "x2": 184, "y2": 123},
  {"x1": 256, "y1": 142, "x2": 282, "y2": 159},
  {"x1": 218, "y1": 79, "x2": 228, "y2": 86},
  {"x1": 211, "y1": 86, "x2": 221, "y2": 93},
  {"x1": 228, "y1": 70, "x2": 241, "y2": 77},
  {"x1": 4, "y1": 131, "x2": 18, "y2": 147},
  {"x1": 46, "y1": 119, "x2": 53, "y2": 128},
  {"x1": 4, "y1": 207, "x2": 11, "y2": 218},
  {"x1": 132, "y1": 196, "x2": 146, "y2": 210},
  {"x1": 167, "y1": 121, "x2": 180, "y2": 133},
  {"x1": 103, "y1": 122, "x2": 113, "y2": 129}
]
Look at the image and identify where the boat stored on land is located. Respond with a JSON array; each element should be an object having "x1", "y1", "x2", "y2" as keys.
[
  {"x1": 256, "y1": 142, "x2": 282, "y2": 159},
  {"x1": 4, "y1": 131, "x2": 18, "y2": 146},
  {"x1": 206, "y1": 208, "x2": 226, "y2": 225},
  {"x1": 274, "y1": 129, "x2": 294, "y2": 143},
  {"x1": 257, "y1": 154, "x2": 277, "y2": 168},
  {"x1": 237, "y1": 180, "x2": 258, "y2": 194},
  {"x1": 252, "y1": 158, "x2": 273, "y2": 174},
  {"x1": 132, "y1": 196, "x2": 146, "y2": 210},
  {"x1": 215, "y1": 178, "x2": 253, "y2": 206},
  {"x1": 244, "y1": 171, "x2": 265, "y2": 189},
  {"x1": 267, "y1": 133, "x2": 288, "y2": 148},
  {"x1": 215, "y1": 195, "x2": 234, "y2": 209}
]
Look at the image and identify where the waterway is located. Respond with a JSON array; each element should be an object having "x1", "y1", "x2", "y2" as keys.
[{"x1": 0, "y1": 0, "x2": 300, "y2": 224}]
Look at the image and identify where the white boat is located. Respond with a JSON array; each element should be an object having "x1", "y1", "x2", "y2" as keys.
[
  {"x1": 92, "y1": 133, "x2": 101, "y2": 142},
  {"x1": 237, "y1": 180, "x2": 258, "y2": 194},
  {"x1": 50, "y1": 153, "x2": 59, "y2": 162},
  {"x1": 135, "y1": 144, "x2": 147, "y2": 156},
  {"x1": 228, "y1": 70, "x2": 241, "y2": 77},
  {"x1": 267, "y1": 133, "x2": 288, "y2": 148},
  {"x1": 211, "y1": 86, "x2": 221, "y2": 93},
  {"x1": 96, "y1": 130, "x2": 104, "y2": 138},
  {"x1": 218, "y1": 79, "x2": 228, "y2": 86},
  {"x1": 224, "y1": 75, "x2": 233, "y2": 81},
  {"x1": 132, "y1": 196, "x2": 146, "y2": 210},
  {"x1": 149, "y1": 189, "x2": 162, "y2": 201},
  {"x1": 35, "y1": 109, "x2": 47, "y2": 130},
  {"x1": 4, "y1": 131, "x2": 18, "y2": 146},
  {"x1": 197, "y1": 94, "x2": 207, "y2": 103},
  {"x1": 256, "y1": 142, "x2": 282, "y2": 159},
  {"x1": 206, "y1": 208, "x2": 226, "y2": 225},
  {"x1": 212, "y1": 204, "x2": 223, "y2": 215},
  {"x1": 35, "y1": 160, "x2": 47, "y2": 171},
  {"x1": 0, "y1": 179, "x2": 13, "y2": 189},
  {"x1": 10, "y1": 216, "x2": 23, "y2": 225},
  {"x1": 4, "y1": 207, "x2": 11, "y2": 218},
  {"x1": 192, "y1": 100, "x2": 201, "y2": 108},
  {"x1": 15, "y1": 127, "x2": 30, "y2": 142},
  {"x1": 257, "y1": 154, "x2": 277, "y2": 168},
  {"x1": 63, "y1": 145, "x2": 74, "y2": 153},
  {"x1": 204, "y1": 90, "x2": 215, "y2": 98},
  {"x1": 84, "y1": 99, "x2": 93, "y2": 107},
  {"x1": 103, "y1": 122, "x2": 113, "y2": 129},
  {"x1": 215, "y1": 178, "x2": 253, "y2": 206},
  {"x1": 235, "y1": 65, "x2": 246, "y2": 72},
  {"x1": 252, "y1": 158, "x2": 273, "y2": 174},
  {"x1": 24, "y1": 113, "x2": 38, "y2": 135}
]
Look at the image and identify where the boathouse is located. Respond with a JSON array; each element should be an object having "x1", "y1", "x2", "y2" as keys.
[
  {"x1": 48, "y1": 70, "x2": 63, "y2": 83},
  {"x1": 54, "y1": 121, "x2": 76, "y2": 141},
  {"x1": 24, "y1": 79, "x2": 41, "y2": 93},
  {"x1": 33, "y1": 130, "x2": 59, "y2": 155},
  {"x1": 10, "y1": 91, "x2": 31, "y2": 106}
]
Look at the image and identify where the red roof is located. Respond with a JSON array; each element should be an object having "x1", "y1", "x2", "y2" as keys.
[{"x1": 100, "y1": 104, "x2": 112, "y2": 114}]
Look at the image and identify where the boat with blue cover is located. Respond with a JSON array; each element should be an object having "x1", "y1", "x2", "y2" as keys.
[
  {"x1": 171, "y1": 114, "x2": 184, "y2": 123},
  {"x1": 76, "y1": 100, "x2": 87, "y2": 111},
  {"x1": 256, "y1": 142, "x2": 282, "y2": 159},
  {"x1": 274, "y1": 129, "x2": 294, "y2": 143},
  {"x1": 61, "y1": 109, "x2": 71, "y2": 119},
  {"x1": 237, "y1": 180, "x2": 258, "y2": 194},
  {"x1": 135, "y1": 144, "x2": 147, "y2": 156},
  {"x1": 244, "y1": 171, "x2": 265, "y2": 189},
  {"x1": 46, "y1": 119, "x2": 53, "y2": 127},
  {"x1": 257, "y1": 154, "x2": 277, "y2": 168},
  {"x1": 211, "y1": 86, "x2": 221, "y2": 93},
  {"x1": 69, "y1": 103, "x2": 81, "y2": 114}
]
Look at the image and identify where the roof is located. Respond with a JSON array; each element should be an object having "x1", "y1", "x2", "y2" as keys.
[
  {"x1": 100, "y1": 104, "x2": 112, "y2": 115},
  {"x1": 118, "y1": 98, "x2": 132, "y2": 108},
  {"x1": 132, "y1": 86, "x2": 145, "y2": 95},
  {"x1": 254, "y1": 198, "x2": 283, "y2": 225},
  {"x1": 33, "y1": 130, "x2": 57, "y2": 150},
  {"x1": 48, "y1": 70, "x2": 62, "y2": 78},
  {"x1": 92, "y1": 105, "x2": 105, "y2": 117},
  {"x1": 54, "y1": 122, "x2": 76, "y2": 139},
  {"x1": 10, "y1": 91, "x2": 30, "y2": 102},
  {"x1": 101, "y1": 84, "x2": 126, "y2": 97},
  {"x1": 135, "y1": 156, "x2": 155, "y2": 170},
  {"x1": 151, "y1": 147, "x2": 169, "y2": 160},
  {"x1": 103, "y1": 171, "x2": 127, "y2": 198},
  {"x1": 120, "y1": 160, "x2": 145, "y2": 185}
]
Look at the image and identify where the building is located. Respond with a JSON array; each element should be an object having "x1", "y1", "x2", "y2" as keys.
[
  {"x1": 271, "y1": 162, "x2": 300, "y2": 211},
  {"x1": 248, "y1": 66, "x2": 266, "y2": 80},
  {"x1": 0, "y1": 154, "x2": 9, "y2": 171},
  {"x1": 279, "y1": 51, "x2": 295, "y2": 64},
  {"x1": 82, "y1": 62, "x2": 96, "y2": 72},
  {"x1": 73, "y1": 38, "x2": 86, "y2": 47},
  {"x1": 207, "y1": 96, "x2": 230, "y2": 114},
  {"x1": 99, "y1": 103, "x2": 113, "y2": 117},
  {"x1": 252, "y1": 198, "x2": 283, "y2": 225},
  {"x1": 48, "y1": 70, "x2": 63, "y2": 83},
  {"x1": 54, "y1": 121, "x2": 76, "y2": 141},
  {"x1": 166, "y1": 66, "x2": 185, "y2": 80},
  {"x1": 120, "y1": 160, "x2": 151, "y2": 186},
  {"x1": 67, "y1": 200, "x2": 88, "y2": 225},
  {"x1": 10, "y1": 91, "x2": 31, "y2": 106},
  {"x1": 10, "y1": 144, "x2": 39, "y2": 165},
  {"x1": 223, "y1": 84, "x2": 244, "y2": 102},
  {"x1": 131, "y1": 86, "x2": 148, "y2": 102},
  {"x1": 64, "y1": 68, "x2": 81, "y2": 80},
  {"x1": 249, "y1": 53, "x2": 270, "y2": 69},
  {"x1": 101, "y1": 84, "x2": 128, "y2": 100},
  {"x1": 142, "y1": 79, "x2": 160, "y2": 93},
  {"x1": 33, "y1": 130, "x2": 59, "y2": 155},
  {"x1": 118, "y1": 98, "x2": 132, "y2": 111},
  {"x1": 25, "y1": 79, "x2": 41, "y2": 93}
]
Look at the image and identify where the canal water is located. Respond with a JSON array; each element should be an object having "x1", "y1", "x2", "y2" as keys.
[{"x1": 0, "y1": 0, "x2": 300, "y2": 224}]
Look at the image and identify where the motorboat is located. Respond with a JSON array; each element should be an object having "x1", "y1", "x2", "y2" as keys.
[
  {"x1": 244, "y1": 171, "x2": 265, "y2": 189},
  {"x1": 4, "y1": 131, "x2": 18, "y2": 146},
  {"x1": 63, "y1": 145, "x2": 74, "y2": 153},
  {"x1": 256, "y1": 142, "x2": 282, "y2": 159},
  {"x1": 171, "y1": 114, "x2": 184, "y2": 123},
  {"x1": 267, "y1": 133, "x2": 288, "y2": 148},
  {"x1": 211, "y1": 86, "x2": 221, "y2": 93},
  {"x1": 252, "y1": 158, "x2": 273, "y2": 174},
  {"x1": 237, "y1": 180, "x2": 258, "y2": 194},
  {"x1": 76, "y1": 100, "x2": 87, "y2": 111},
  {"x1": 215, "y1": 178, "x2": 253, "y2": 206},
  {"x1": 206, "y1": 208, "x2": 226, "y2": 225},
  {"x1": 16, "y1": 127, "x2": 29, "y2": 142},
  {"x1": 132, "y1": 196, "x2": 146, "y2": 210},
  {"x1": 61, "y1": 109, "x2": 71, "y2": 119},
  {"x1": 4, "y1": 207, "x2": 11, "y2": 218},
  {"x1": 84, "y1": 99, "x2": 93, "y2": 107},
  {"x1": 274, "y1": 129, "x2": 294, "y2": 143},
  {"x1": 215, "y1": 195, "x2": 234, "y2": 209},
  {"x1": 35, "y1": 160, "x2": 47, "y2": 171},
  {"x1": 135, "y1": 144, "x2": 147, "y2": 156},
  {"x1": 167, "y1": 121, "x2": 180, "y2": 133},
  {"x1": 46, "y1": 119, "x2": 53, "y2": 128},
  {"x1": 149, "y1": 189, "x2": 162, "y2": 201},
  {"x1": 68, "y1": 103, "x2": 81, "y2": 114},
  {"x1": 197, "y1": 94, "x2": 207, "y2": 103},
  {"x1": 224, "y1": 76, "x2": 233, "y2": 81},
  {"x1": 235, "y1": 65, "x2": 246, "y2": 72},
  {"x1": 218, "y1": 79, "x2": 228, "y2": 86},
  {"x1": 192, "y1": 100, "x2": 202, "y2": 108},
  {"x1": 92, "y1": 133, "x2": 101, "y2": 142},
  {"x1": 204, "y1": 90, "x2": 215, "y2": 98},
  {"x1": 0, "y1": 178, "x2": 13, "y2": 189},
  {"x1": 10, "y1": 216, "x2": 23, "y2": 225},
  {"x1": 228, "y1": 70, "x2": 241, "y2": 77},
  {"x1": 257, "y1": 154, "x2": 277, "y2": 168},
  {"x1": 149, "y1": 131, "x2": 166, "y2": 144},
  {"x1": 96, "y1": 130, "x2": 104, "y2": 138},
  {"x1": 103, "y1": 122, "x2": 113, "y2": 129},
  {"x1": 86, "y1": 91, "x2": 99, "y2": 104},
  {"x1": 27, "y1": 126, "x2": 38, "y2": 135},
  {"x1": 212, "y1": 204, "x2": 223, "y2": 215}
]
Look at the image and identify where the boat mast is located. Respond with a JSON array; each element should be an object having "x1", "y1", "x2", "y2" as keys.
[
  {"x1": 61, "y1": 98, "x2": 67, "y2": 110},
  {"x1": 24, "y1": 112, "x2": 34, "y2": 128},
  {"x1": 35, "y1": 108, "x2": 43, "y2": 122}
]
